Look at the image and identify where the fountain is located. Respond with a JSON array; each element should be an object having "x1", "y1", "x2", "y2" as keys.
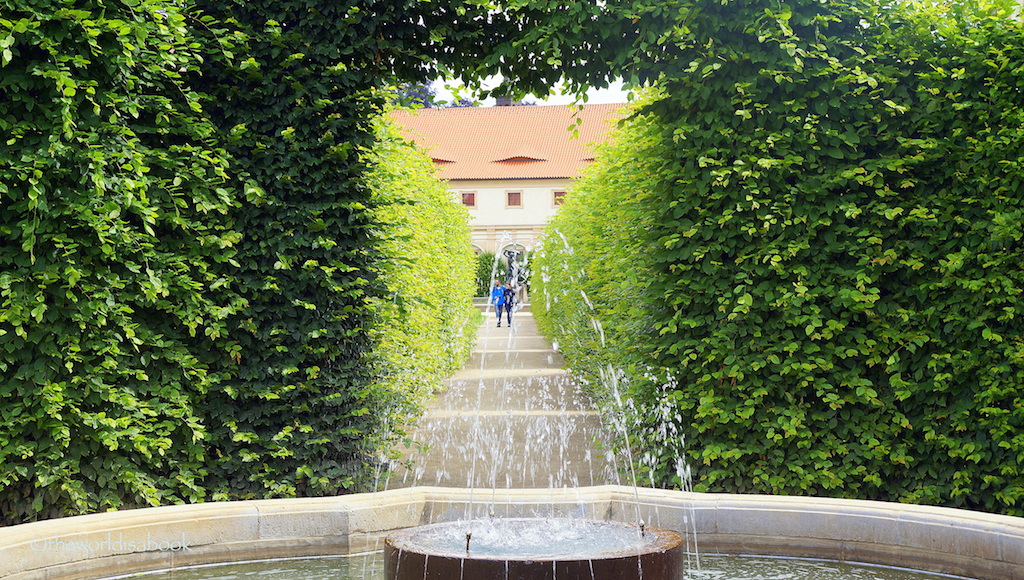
[
  {"x1": 374, "y1": 241, "x2": 690, "y2": 580},
  {"x1": 385, "y1": 518, "x2": 683, "y2": 580},
  {"x1": 4, "y1": 486, "x2": 1024, "y2": 580}
]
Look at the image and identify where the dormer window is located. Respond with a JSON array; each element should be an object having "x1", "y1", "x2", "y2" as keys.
[{"x1": 495, "y1": 156, "x2": 545, "y2": 164}]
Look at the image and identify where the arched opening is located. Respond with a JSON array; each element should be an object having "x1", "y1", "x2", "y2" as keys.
[{"x1": 499, "y1": 243, "x2": 530, "y2": 303}]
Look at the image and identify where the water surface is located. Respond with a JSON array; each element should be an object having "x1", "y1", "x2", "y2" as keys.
[{"x1": 114, "y1": 552, "x2": 959, "y2": 580}]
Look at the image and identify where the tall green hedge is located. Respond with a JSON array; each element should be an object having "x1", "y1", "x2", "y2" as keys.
[
  {"x1": 0, "y1": 0, "x2": 487, "y2": 521},
  {"x1": 364, "y1": 115, "x2": 477, "y2": 461},
  {"x1": 533, "y1": 95, "x2": 667, "y2": 392},
  {"x1": 535, "y1": 0, "x2": 1024, "y2": 515},
  {"x1": 532, "y1": 93, "x2": 688, "y2": 489},
  {"x1": 184, "y1": 0, "x2": 389, "y2": 500},
  {"x1": 0, "y1": 1, "x2": 242, "y2": 521},
  {"x1": 476, "y1": 251, "x2": 498, "y2": 297}
]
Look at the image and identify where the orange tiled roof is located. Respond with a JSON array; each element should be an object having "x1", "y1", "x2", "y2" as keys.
[{"x1": 390, "y1": 104, "x2": 624, "y2": 181}]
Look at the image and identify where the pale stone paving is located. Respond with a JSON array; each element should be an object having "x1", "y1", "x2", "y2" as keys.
[{"x1": 388, "y1": 305, "x2": 616, "y2": 490}]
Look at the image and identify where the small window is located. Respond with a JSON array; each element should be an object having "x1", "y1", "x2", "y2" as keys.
[
  {"x1": 553, "y1": 190, "x2": 567, "y2": 207},
  {"x1": 460, "y1": 192, "x2": 476, "y2": 207},
  {"x1": 506, "y1": 191, "x2": 523, "y2": 208}
]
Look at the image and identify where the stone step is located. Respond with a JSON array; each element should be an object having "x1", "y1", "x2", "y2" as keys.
[
  {"x1": 474, "y1": 301, "x2": 532, "y2": 313},
  {"x1": 435, "y1": 372, "x2": 590, "y2": 413},
  {"x1": 475, "y1": 328, "x2": 549, "y2": 343},
  {"x1": 449, "y1": 367, "x2": 566, "y2": 381},
  {"x1": 389, "y1": 310, "x2": 614, "y2": 491},
  {"x1": 389, "y1": 413, "x2": 616, "y2": 489},
  {"x1": 463, "y1": 349, "x2": 565, "y2": 370}
]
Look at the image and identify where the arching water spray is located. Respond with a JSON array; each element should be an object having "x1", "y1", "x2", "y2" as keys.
[{"x1": 535, "y1": 226, "x2": 701, "y2": 564}]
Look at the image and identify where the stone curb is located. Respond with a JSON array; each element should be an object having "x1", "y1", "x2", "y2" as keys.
[{"x1": 2, "y1": 486, "x2": 1022, "y2": 580}]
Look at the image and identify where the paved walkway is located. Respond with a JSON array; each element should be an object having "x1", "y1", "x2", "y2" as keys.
[{"x1": 389, "y1": 305, "x2": 616, "y2": 489}]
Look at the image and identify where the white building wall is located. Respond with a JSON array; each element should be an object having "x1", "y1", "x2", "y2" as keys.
[{"x1": 450, "y1": 178, "x2": 571, "y2": 255}]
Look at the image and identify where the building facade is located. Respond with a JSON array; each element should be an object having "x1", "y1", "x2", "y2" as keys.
[
  {"x1": 391, "y1": 104, "x2": 623, "y2": 256},
  {"x1": 450, "y1": 177, "x2": 569, "y2": 255}
]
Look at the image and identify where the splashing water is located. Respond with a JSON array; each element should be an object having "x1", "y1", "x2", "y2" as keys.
[
  {"x1": 405, "y1": 518, "x2": 652, "y2": 559},
  {"x1": 386, "y1": 231, "x2": 621, "y2": 509}
]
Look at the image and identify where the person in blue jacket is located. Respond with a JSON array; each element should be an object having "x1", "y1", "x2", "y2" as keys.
[
  {"x1": 502, "y1": 282, "x2": 516, "y2": 326},
  {"x1": 490, "y1": 279, "x2": 506, "y2": 326}
]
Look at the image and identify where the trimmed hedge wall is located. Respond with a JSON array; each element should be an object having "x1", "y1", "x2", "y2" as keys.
[
  {"x1": 535, "y1": 0, "x2": 1024, "y2": 515},
  {"x1": 364, "y1": 114, "x2": 477, "y2": 456},
  {"x1": 0, "y1": 0, "x2": 480, "y2": 521},
  {"x1": 0, "y1": 0, "x2": 242, "y2": 522}
]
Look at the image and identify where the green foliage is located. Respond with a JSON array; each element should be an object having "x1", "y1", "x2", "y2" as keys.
[
  {"x1": 533, "y1": 93, "x2": 668, "y2": 389},
  {"x1": 185, "y1": 0, "x2": 387, "y2": 500},
  {"x1": 0, "y1": 0, "x2": 658, "y2": 524},
  {"x1": 0, "y1": 0, "x2": 242, "y2": 523},
  {"x1": 533, "y1": 92, "x2": 688, "y2": 486},
  {"x1": 536, "y1": 0, "x2": 1024, "y2": 515},
  {"x1": 458, "y1": 0, "x2": 657, "y2": 99},
  {"x1": 6, "y1": 0, "x2": 1023, "y2": 524},
  {"x1": 475, "y1": 252, "x2": 498, "y2": 297},
  {"x1": 364, "y1": 114, "x2": 477, "y2": 437}
]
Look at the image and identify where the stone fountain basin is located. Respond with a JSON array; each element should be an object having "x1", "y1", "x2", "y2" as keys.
[
  {"x1": 1, "y1": 486, "x2": 1023, "y2": 580},
  {"x1": 385, "y1": 518, "x2": 683, "y2": 580}
]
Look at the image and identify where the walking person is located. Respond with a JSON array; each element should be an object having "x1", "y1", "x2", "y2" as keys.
[
  {"x1": 490, "y1": 279, "x2": 506, "y2": 327},
  {"x1": 502, "y1": 282, "x2": 516, "y2": 327}
]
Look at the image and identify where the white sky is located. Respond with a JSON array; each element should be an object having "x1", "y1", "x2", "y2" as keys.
[{"x1": 432, "y1": 77, "x2": 631, "y2": 106}]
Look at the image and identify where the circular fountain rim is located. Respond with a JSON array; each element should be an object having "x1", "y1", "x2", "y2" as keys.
[
  {"x1": 3, "y1": 487, "x2": 1024, "y2": 580},
  {"x1": 385, "y1": 517, "x2": 682, "y2": 562}
]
